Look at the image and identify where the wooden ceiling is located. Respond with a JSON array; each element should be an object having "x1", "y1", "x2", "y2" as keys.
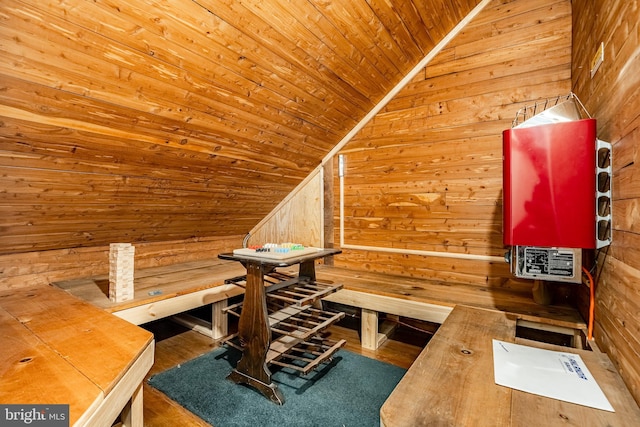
[{"x1": 0, "y1": 0, "x2": 480, "y2": 254}]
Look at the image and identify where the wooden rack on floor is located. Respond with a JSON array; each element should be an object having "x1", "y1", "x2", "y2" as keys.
[
  {"x1": 218, "y1": 248, "x2": 345, "y2": 404},
  {"x1": 224, "y1": 270, "x2": 346, "y2": 375}
]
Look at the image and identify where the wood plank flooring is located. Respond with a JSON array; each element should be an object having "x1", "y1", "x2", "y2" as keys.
[{"x1": 140, "y1": 314, "x2": 430, "y2": 426}]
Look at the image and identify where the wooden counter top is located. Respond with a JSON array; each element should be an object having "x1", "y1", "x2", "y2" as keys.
[
  {"x1": 0, "y1": 285, "x2": 154, "y2": 426},
  {"x1": 380, "y1": 305, "x2": 640, "y2": 426}
]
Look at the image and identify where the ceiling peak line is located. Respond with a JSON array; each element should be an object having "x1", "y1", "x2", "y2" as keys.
[
  {"x1": 250, "y1": 0, "x2": 493, "y2": 237},
  {"x1": 320, "y1": 0, "x2": 493, "y2": 167}
]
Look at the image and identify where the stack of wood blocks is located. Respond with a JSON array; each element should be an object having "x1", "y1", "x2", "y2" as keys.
[{"x1": 109, "y1": 243, "x2": 135, "y2": 302}]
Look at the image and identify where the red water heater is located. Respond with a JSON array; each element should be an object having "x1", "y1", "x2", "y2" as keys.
[{"x1": 503, "y1": 118, "x2": 597, "y2": 249}]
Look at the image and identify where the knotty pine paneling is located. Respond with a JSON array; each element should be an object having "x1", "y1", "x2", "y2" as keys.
[
  {"x1": 334, "y1": 0, "x2": 572, "y2": 287},
  {"x1": 572, "y1": 0, "x2": 640, "y2": 405},
  {"x1": 0, "y1": 0, "x2": 481, "y2": 256}
]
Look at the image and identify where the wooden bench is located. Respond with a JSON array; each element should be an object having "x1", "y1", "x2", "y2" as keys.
[
  {"x1": 0, "y1": 285, "x2": 154, "y2": 427},
  {"x1": 380, "y1": 305, "x2": 640, "y2": 426},
  {"x1": 294, "y1": 265, "x2": 587, "y2": 350},
  {"x1": 46, "y1": 259, "x2": 638, "y2": 426},
  {"x1": 57, "y1": 260, "x2": 587, "y2": 350},
  {"x1": 55, "y1": 259, "x2": 247, "y2": 339}
]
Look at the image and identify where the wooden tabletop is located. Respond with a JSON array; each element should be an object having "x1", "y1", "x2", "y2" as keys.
[
  {"x1": 380, "y1": 305, "x2": 640, "y2": 426},
  {"x1": 0, "y1": 285, "x2": 154, "y2": 426},
  {"x1": 218, "y1": 247, "x2": 341, "y2": 267}
]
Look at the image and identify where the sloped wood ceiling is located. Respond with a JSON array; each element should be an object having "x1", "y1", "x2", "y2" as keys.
[{"x1": 0, "y1": 0, "x2": 481, "y2": 254}]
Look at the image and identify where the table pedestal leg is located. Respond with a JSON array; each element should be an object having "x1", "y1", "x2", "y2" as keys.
[
  {"x1": 227, "y1": 262, "x2": 285, "y2": 404},
  {"x1": 299, "y1": 259, "x2": 316, "y2": 281},
  {"x1": 227, "y1": 369, "x2": 284, "y2": 405}
]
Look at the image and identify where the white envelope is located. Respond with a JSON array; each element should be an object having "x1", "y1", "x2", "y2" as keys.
[{"x1": 493, "y1": 339, "x2": 614, "y2": 412}]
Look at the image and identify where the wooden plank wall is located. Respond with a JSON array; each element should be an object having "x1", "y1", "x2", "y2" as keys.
[
  {"x1": 0, "y1": 234, "x2": 243, "y2": 291},
  {"x1": 249, "y1": 170, "x2": 324, "y2": 247},
  {"x1": 572, "y1": 0, "x2": 640, "y2": 405},
  {"x1": 332, "y1": 0, "x2": 572, "y2": 288}
]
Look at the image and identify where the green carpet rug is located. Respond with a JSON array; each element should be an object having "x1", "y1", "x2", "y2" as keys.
[{"x1": 148, "y1": 346, "x2": 406, "y2": 427}]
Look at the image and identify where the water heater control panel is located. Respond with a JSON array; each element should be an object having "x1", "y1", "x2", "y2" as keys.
[{"x1": 509, "y1": 246, "x2": 582, "y2": 284}]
